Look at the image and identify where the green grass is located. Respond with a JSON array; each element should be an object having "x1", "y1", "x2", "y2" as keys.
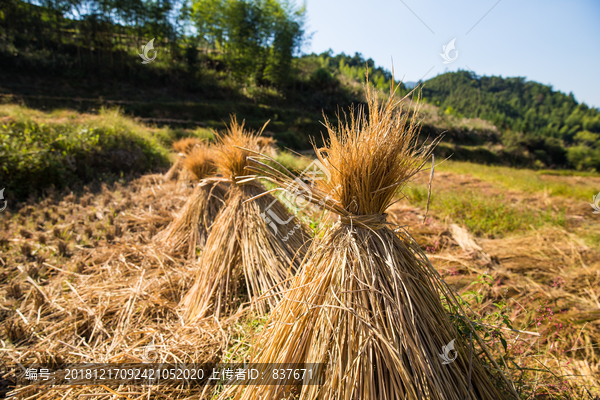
[
  {"x1": 0, "y1": 105, "x2": 174, "y2": 200},
  {"x1": 436, "y1": 161, "x2": 596, "y2": 200},
  {"x1": 261, "y1": 154, "x2": 577, "y2": 238},
  {"x1": 537, "y1": 169, "x2": 600, "y2": 178},
  {"x1": 406, "y1": 186, "x2": 567, "y2": 237},
  {"x1": 273, "y1": 150, "x2": 311, "y2": 174}
]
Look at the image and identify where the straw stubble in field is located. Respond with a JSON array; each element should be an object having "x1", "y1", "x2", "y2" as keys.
[
  {"x1": 1, "y1": 159, "x2": 598, "y2": 398},
  {"x1": 0, "y1": 175, "x2": 230, "y2": 399}
]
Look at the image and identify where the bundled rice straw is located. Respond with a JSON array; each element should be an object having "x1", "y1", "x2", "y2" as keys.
[
  {"x1": 164, "y1": 137, "x2": 205, "y2": 182},
  {"x1": 173, "y1": 137, "x2": 204, "y2": 154},
  {"x1": 257, "y1": 135, "x2": 279, "y2": 158},
  {"x1": 181, "y1": 117, "x2": 309, "y2": 320},
  {"x1": 183, "y1": 145, "x2": 217, "y2": 181},
  {"x1": 223, "y1": 84, "x2": 517, "y2": 399},
  {"x1": 155, "y1": 144, "x2": 229, "y2": 259},
  {"x1": 163, "y1": 155, "x2": 184, "y2": 181}
]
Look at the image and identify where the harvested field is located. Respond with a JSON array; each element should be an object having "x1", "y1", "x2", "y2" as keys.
[
  {"x1": 0, "y1": 159, "x2": 598, "y2": 399},
  {"x1": 0, "y1": 176, "x2": 230, "y2": 399}
]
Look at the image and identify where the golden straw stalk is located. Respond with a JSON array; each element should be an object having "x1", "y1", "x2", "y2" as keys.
[{"x1": 156, "y1": 143, "x2": 228, "y2": 258}]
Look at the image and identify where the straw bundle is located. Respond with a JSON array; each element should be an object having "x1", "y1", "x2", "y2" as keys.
[
  {"x1": 257, "y1": 135, "x2": 279, "y2": 158},
  {"x1": 181, "y1": 117, "x2": 309, "y2": 320},
  {"x1": 155, "y1": 144, "x2": 229, "y2": 259},
  {"x1": 223, "y1": 84, "x2": 516, "y2": 400},
  {"x1": 183, "y1": 145, "x2": 217, "y2": 181},
  {"x1": 164, "y1": 137, "x2": 205, "y2": 182},
  {"x1": 173, "y1": 137, "x2": 204, "y2": 154}
]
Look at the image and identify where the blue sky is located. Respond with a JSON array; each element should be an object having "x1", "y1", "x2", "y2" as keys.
[{"x1": 303, "y1": 0, "x2": 600, "y2": 108}]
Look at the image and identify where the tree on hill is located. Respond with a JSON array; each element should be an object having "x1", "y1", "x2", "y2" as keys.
[{"x1": 191, "y1": 0, "x2": 306, "y2": 86}]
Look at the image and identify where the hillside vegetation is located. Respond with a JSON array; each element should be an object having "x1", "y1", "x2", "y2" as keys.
[
  {"x1": 1, "y1": 0, "x2": 599, "y2": 181},
  {"x1": 423, "y1": 71, "x2": 600, "y2": 171},
  {"x1": 0, "y1": 105, "x2": 174, "y2": 200}
]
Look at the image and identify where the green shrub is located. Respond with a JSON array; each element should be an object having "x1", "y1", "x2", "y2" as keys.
[
  {"x1": 0, "y1": 106, "x2": 170, "y2": 200},
  {"x1": 566, "y1": 145, "x2": 600, "y2": 171},
  {"x1": 310, "y1": 68, "x2": 337, "y2": 90}
]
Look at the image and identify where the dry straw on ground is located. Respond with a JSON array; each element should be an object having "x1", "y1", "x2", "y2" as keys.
[
  {"x1": 223, "y1": 84, "x2": 517, "y2": 400},
  {"x1": 155, "y1": 144, "x2": 230, "y2": 259},
  {"x1": 181, "y1": 117, "x2": 309, "y2": 321},
  {"x1": 0, "y1": 177, "x2": 227, "y2": 399}
]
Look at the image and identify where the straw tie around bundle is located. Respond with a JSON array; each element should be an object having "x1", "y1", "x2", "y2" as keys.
[{"x1": 339, "y1": 213, "x2": 388, "y2": 230}]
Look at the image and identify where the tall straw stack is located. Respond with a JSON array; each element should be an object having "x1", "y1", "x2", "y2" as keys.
[
  {"x1": 181, "y1": 117, "x2": 309, "y2": 320},
  {"x1": 155, "y1": 143, "x2": 229, "y2": 259},
  {"x1": 222, "y1": 84, "x2": 517, "y2": 400}
]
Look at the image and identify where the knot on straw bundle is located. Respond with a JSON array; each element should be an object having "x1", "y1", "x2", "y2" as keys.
[{"x1": 339, "y1": 213, "x2": 388, "y2": 230}]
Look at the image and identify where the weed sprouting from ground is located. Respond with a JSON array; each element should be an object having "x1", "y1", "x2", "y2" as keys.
[{"x1": 446, "y1": 270, "x2": 600, "y2": 399}]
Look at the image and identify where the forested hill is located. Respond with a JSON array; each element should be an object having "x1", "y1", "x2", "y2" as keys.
[
  {"x1": 421, "y1": 71, "x2": 600, "y2": 170},
  {"x1": 423, "y1": 71, "x2": 600, "y2": 137}
]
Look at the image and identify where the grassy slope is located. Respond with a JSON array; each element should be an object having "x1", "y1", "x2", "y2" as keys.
[
  {"x1": 404, "y1": 160, "x2": 599, "y2": 244},
  {"x1": 0, "y1": 105, "x2": 183, "y2": 200},
  {"x1": 0, "y1": 54, "x2": 502, "y2": 153},
  {"x1": 438, "y1": 161, "x2": 599, "y2": 199},
  {"x1": 0, "y1": 103, "x2": 316, "y2": 202}
]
